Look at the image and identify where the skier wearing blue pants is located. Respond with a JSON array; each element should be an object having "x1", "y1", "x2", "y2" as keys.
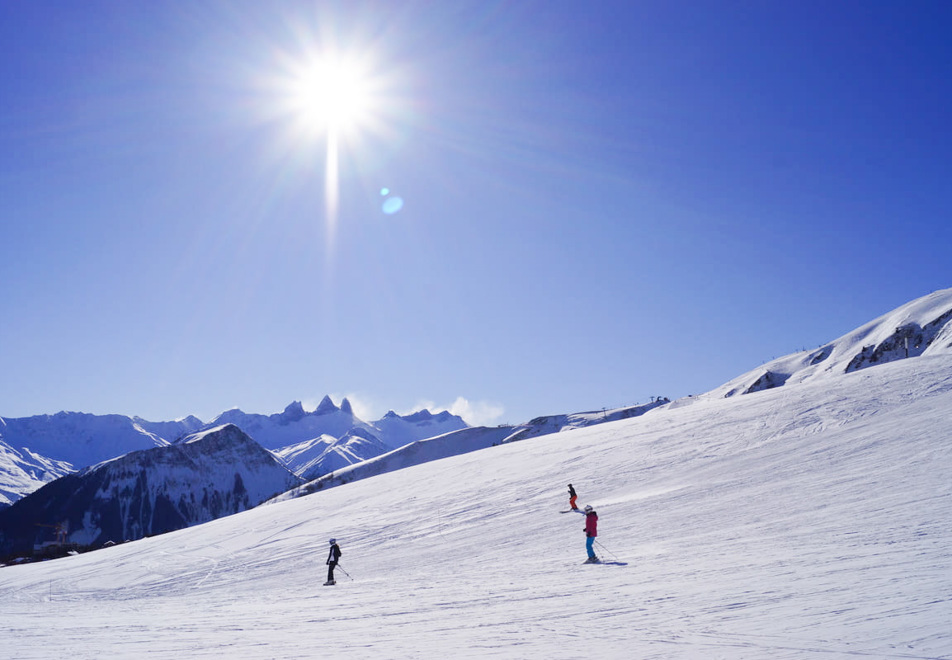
[{"x1": 584, "y1": 505, "x2": 599, "y2": 563}]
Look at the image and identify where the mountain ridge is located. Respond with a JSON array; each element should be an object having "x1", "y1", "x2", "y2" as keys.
[
  {"x1": 0, "y1": 401, "x2": 468, "y2": 504},
  {"x1": 705, "y1": 288, "x2": 952, "y2": 399},
  {"x1": 3, "y1": 287, "x2": 951, "y2": 542},
  {"x1": 0, "y1": 424, "x2": 302, "y2": 556}
]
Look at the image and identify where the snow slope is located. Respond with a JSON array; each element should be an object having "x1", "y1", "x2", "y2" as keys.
[
  {"x1": 279, "y1": 425, "x2": 521, "y2": 500},
  {"x1": 0, "y1": 411, "x2": 184, "y2": 470},
  {"x1": 710, "y1": 287, "x2": 952, "y2": 398},
  {"x1": 0, "y1": 414, "x2": 174, "y2": 506},
  {"x1": 265, "y1": 406, "x2": 471, "y2": 481},
  {"x1": 283, "y1": 401, "x2": 667, "y2": 500},
  {"x1": 1, "y1": 353, "x2": 949, "y2": 658},
  {"x1": 272, "y1": 428, "x2": 393, "y2": 481},
  {"x1": 0, "y1": 412, "x2": 204, "y2": 504},
  {"x1": 0, "y1": 438, "x2": 73, "y2": 508}
]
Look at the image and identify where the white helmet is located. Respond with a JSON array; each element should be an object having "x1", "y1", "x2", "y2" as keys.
[{"x1": 584, "y1": 505, "x2": 593, "y2": 513}]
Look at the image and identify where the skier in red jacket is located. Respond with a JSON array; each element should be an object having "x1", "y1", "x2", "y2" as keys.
[{"x1": 584, "y1": 505, "x2": 599, "y2": 563}]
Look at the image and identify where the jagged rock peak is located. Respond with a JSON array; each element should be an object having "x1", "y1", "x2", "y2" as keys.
[
  {"x1": 380, "y1": 409, "x2": 460, "y2": 423},
  {"x1": 282, "y1": 401, "x2": 306, "y2": 422},
  {"x1": 404, "y1": 410, "x2": 434, "y2": 422},
  {"x1": 315, "y1": 395, "x2": 340, "y2": 415},
  {"x1": 213, "y1": 407, "x2": 245, "y2": 423},
  {"x1": 340, "y1": 398, "x2": 353, "y2": 415}
]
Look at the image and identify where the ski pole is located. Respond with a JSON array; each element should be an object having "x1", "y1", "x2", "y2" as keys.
[
  {"x1": 594, "y1": 540, "x2": 620, "y2": 561},
  {"x1": 337, "y1": 564, "x2": 354, "y2": 581}
]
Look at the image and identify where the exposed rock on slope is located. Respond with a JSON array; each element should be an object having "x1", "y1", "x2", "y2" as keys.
[{"x1": 714, "y1": 288, "x2": 952, "y2": 398}]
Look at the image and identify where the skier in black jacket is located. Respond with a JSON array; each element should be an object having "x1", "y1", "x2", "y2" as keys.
[{"x1": 325, "y1": 538, "x2": 342, "y2": 585}]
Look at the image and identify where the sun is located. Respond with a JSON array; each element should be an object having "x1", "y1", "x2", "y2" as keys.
[
  {"x1": 287, "y1": 56, "x2": 373, "y2": 137},
  {"x1": 268, "y1": 45, "x2": 395, "y2": 260}
]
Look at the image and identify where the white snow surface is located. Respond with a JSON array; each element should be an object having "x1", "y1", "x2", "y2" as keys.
[
  {"x1": 710, "y1": 288, "x2": 952, "y2": 399},
  {"x1": 271, "y1": 433, "x2": 338, "y2": 470},
  {"x1": 1, "y1": 353, "x2": 950, "y2": 658},
  {"x1": 0, "y1": 440, "x2": 73, "y2": 508},
  {"x1": 273, "y1": 430, "x2": 393, "y2": 481},
  {"x1": 0, "y1": 412, "x2": 175, "y2": 471},
  {"x1": 281, "y1": 402, "x2": 668, "y2": 501},
  {"x1": 0, "y1": 412, "x2": 201, "y2": 503}
]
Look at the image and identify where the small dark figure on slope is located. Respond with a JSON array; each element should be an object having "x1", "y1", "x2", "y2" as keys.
[{"x1": 325, "y1": 538, "x2": 342, "y2": 585}]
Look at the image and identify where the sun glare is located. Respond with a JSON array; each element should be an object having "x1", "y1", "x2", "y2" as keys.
[
  {"x1": 270, "y1": 45, "x2": 393, "y2": 266},
  {"x1": 290, "y1": 57, "x2": 372, "y2": 137}
]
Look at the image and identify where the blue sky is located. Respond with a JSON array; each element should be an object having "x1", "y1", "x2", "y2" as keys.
[{"x1": 1, "y1": 1, "x2": 950, "y2": 426}]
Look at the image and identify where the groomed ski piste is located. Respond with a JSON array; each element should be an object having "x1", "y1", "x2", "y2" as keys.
[{"x1": 2, "y1": 355, "x2": 951, "y2": 658}]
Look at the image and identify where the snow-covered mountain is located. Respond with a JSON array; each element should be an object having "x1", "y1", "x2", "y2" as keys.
[
  {"x1": 280, "y1": 425, "x2": 520, "y2": 500},
  {"x1": 0, "y1": 425, "x2": 302, "y2": 557},
  {"x1": 241, "y1": 288, "x2": 952, "y2": 498},
  {"x1": 272, "y1": 428, "x2": 392, "y2": 481},
  {"x1": 708, "y1": 288, "x2": 952, "y2": 398},
  {"x1": 283, "y1": 400, "x2": 670, "y2": 500},
  {"x1": 206, "y1": 397, "x2": 373, "y2": 450},
  {"x1": 370, "y1": 409, "x2": 470, "y2": 449},
  {"x1": 2, "y1": 320, "x2": 949, "y2": 657},
  {"x1": 208, "y1": 397, "x2": 468, "y2": 452},
  {"x1": 507, "y1": 399, "x2": 670, "y2": 442},
  {"x1": 0, "y1": 397, "x2": 467, "y2": 505},
  {"x1": 0, "y1": 411, "x2": 202, "y2": 470},
  {"x1": 266, "y1": 405, "x2": 470, "y2": 480},
  {"x1": 0, "y1": 412, "x2": 203, "y2": 505},
  {"x1": 4, "y1": 287, "x2": 951, "y2": 567},
  {"x1": 134, "y1": 415, "x2": 205, "y2": 443},
  {"x1": 0, "y1": 438, "x2": 73, "y2": 509}
]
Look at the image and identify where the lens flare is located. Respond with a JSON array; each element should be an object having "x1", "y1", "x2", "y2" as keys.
[
  {"x1": 382, "y1": 196, "x2": 404, "y2": 215},
  {"x1": 325, "y1": 133, "x2": 339, "y2": 244}
]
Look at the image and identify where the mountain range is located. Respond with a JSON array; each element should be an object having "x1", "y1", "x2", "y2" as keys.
[
  {"x1": 2, "y1": 287, "x2": 952, "y2": 562},
  {"x1": 280, "y1": 288, "x2": 952, "y2": 500},
  {"x1": 0, "y1": 396, "x2": 467, "y2": 507},
  {"x1": 2, "y1": 290, "x2": 950, "y2": 657},
  {"x1": 0, "y1": 425, "x2": 302, "y2": 556}
]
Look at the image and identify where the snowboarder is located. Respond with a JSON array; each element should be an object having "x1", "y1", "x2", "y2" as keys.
[
  {"x1": 568, "y1": 484, "x2": 578, "y2": 510},
  {"x1": 325, "y1": 538, "x2": 342, "y2": 585},
  {"x1": 583, "y1": 505, "x2": 599, "y2": 563}
]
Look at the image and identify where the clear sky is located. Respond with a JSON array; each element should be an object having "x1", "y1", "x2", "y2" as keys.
[{"x1": 1, "y1": 1, "x2": 950, "y2": 426}]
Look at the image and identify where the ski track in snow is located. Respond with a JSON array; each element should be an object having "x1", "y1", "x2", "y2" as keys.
[{"x1": 1, "y1": 356, "x2": 951, "y2": 658}]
